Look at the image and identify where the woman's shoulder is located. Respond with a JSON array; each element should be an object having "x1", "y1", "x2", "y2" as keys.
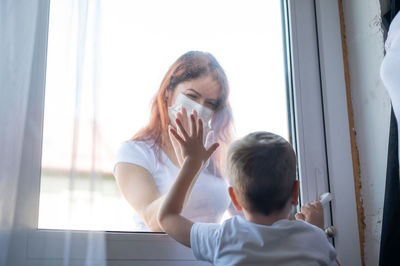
[
  {"x1": 118, "y1": 140, "x2": 155, "y2": 153},
  {"x1": 114, "y1": 140, "x2": 158, "y2": 174}
]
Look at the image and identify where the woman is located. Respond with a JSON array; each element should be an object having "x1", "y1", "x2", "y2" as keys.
[{"x1": 113, "y1": 51, "x2": 235, "y2": 231}]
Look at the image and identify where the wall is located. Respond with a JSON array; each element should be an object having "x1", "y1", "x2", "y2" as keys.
[{"x1": 341, "y1": 0, "x2": 391, "y2": 265}]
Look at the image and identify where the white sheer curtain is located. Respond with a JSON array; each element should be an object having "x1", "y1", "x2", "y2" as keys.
[
  {"x1": 41, "y1": 0, "x2": 106, "y2": 230},
  {"x1": 0, "y1": 0, "x2": 48, "y2": 264},
  {"x1": 0, "y1": 0, "x2": 106, "y2": 265}
]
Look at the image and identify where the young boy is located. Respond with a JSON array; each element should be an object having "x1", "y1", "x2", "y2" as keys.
[{"x1": 158, "y1": 114, "x2": 338, "y2": 265}]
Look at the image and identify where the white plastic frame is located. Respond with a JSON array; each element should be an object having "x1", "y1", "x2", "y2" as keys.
[
  {"x1": 287, "y1": 0, "x2": 362, "y2": 265},
  {"x1": 7, "y1": 0, "x2": 362, "y2": 265}
]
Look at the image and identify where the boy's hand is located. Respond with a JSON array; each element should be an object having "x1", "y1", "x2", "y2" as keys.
[
  {"x1": 168, "y1": 107, "x2": 190, "y2": 168},
  {"x1": 159, "y1": 111, "x2": 219, "y2": 247},
  {"x1": 295, "y1": 200, "x2": 324, "y2": 230},
  {"x1": 169, "y1": 110, "x2": 219, "y2": 169}
]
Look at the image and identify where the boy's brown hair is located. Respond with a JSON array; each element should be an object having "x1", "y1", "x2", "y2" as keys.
[{"x1": 227, "y1": 132, "x2": 297, "y2": 215}]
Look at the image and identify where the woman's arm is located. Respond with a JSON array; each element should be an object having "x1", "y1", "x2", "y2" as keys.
[{"x1": 114, "y1": 162, "x2": 165, "y2": 231}]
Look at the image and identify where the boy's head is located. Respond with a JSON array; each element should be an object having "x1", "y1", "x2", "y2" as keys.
[{"x1": 227, "y1": 131, "x2": 297, "y2": 216}]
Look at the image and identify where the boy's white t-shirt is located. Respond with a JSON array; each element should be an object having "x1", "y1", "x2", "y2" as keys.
[
  {"x1": 191, "y1": 216, "x2": 337, "y2": 266},
  {"x1": 114, "y1": 140, "x2": 231, "y2": 230}
]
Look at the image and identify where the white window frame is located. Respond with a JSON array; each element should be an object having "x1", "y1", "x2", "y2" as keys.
[
  {"x1": 286, "y1": 1, "x2": 361, "y2": 265},
  {"x1": 7, "y1": 0, "x2": 362, "y2": 265}
]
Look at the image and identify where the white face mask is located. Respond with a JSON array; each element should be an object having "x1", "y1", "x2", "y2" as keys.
[{"x1": 168, "y1": 93, "x2": 214, "y2": 129}]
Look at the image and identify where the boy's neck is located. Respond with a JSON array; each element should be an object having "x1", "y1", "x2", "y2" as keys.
[{"x1": 242, "y1": 205, "x2": 291, "y2": 226}]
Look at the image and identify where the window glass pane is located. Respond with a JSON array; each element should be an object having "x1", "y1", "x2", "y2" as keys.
[{"x1": 39, "y1": 0, "x2": 288, "y2": 231}]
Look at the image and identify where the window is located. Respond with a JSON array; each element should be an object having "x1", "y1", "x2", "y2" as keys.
[
  {"x1": 9, "y1": 0, "x2": 362, "y2": 265},
  {"x1": 39, "y1": 0, "x2": 289, "y2": 231}
]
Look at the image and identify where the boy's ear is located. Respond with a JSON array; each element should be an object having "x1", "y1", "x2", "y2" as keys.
[
  {"x1": 290, "y1": 180, "x2": 300, "y2": 206},
  {"x1": 228, "y1": 187, "x2": 243, "y2": 211}
]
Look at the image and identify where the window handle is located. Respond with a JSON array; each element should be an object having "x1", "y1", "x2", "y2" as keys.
[
  {"x1": 319, "y1": 192, "x2": 332, "y2": 206},
  {"x1": 325, "y1": 225, "x2": 336, "y2": 237},
  {"x1": 319, "y1": 192, "x2": 336, "y2": 237}
]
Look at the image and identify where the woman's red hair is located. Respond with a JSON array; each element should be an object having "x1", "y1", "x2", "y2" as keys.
[{"x1": 132, "y1": 51, "x2": 234, "y2": 176}]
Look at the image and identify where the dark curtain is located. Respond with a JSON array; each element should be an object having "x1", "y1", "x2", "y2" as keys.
[
  {"x1": 379, "y1": 1, "x2": 400, "y2": 265},
  {"x1": 379, "y1": 110, "x2": 400, "y2": 266}
]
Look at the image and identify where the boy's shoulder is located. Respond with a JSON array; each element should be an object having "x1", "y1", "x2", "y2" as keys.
[
  {"x1": 219, "y1": 216, "x2": 325, "y2": 238},
  {"x1": 192, "y1": 215, "x2": 327, "y2": 247},
  {"x1": 191, "y1": 217, "x2": 336, "y2": 265}
]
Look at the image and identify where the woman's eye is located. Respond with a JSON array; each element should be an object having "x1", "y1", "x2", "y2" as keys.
[
  {"x1": 186, "y1": 94, "x2": 197, "y2": 99},
  {"x1": 206, "y1": 102, "x2": 218, "y2": 109}
]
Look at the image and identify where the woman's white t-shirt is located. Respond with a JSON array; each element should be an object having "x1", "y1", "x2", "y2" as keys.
[{"x1": 114, "y1": 140, "x2": 231, "y2": 231}]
